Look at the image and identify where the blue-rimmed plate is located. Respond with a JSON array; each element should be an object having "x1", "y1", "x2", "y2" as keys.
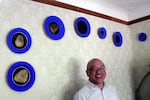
[
  {"x1": 44, "y1": 16, "x2": 65, "y2": 40},
  {"x1": 138, "y1": 32, "x2": 147, "y2": 42},
  {"x1": 74, "y1": 17, "x2": 91, "y2": 38},
  {"x1": 7, "y1": 28, "x2": 32, "y2": 54},
  {"x1": 98, "y1": 27, "x2": 107, "y2": 39},
  {"x1": 7, "y1": 61, "x2": 36, "y2": 92},
  {"x1": 113, "y1": 32, "x2": 123, "y2": 47}
]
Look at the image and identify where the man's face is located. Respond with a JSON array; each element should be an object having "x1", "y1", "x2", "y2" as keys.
[{"x1": 86, "y1": 60, "x2": 106, "y2": 85}]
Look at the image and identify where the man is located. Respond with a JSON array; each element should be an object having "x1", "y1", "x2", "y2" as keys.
[{"x1": 73, "y1": 58, "x2": 119, "y2": 100}]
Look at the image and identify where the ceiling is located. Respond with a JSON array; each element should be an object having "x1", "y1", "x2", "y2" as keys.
[{"x1": 56, "y1": 0, "x2": 150, "y2": 21}]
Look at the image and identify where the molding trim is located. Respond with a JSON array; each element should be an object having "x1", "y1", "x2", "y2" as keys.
[
  {"x1": 128, "y1": 15, "x2": 150, "y2": 25},
  {"x1": 32, "y1": 0, "x2": 150, "y2": 25}
]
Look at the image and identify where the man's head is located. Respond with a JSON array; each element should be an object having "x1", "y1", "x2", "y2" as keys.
[{"x1": 86, "y1": 58, "x2": 106, "y2": 86}]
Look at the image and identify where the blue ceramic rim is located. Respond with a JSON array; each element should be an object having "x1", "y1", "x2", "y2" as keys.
[
  {"x1": 98, "y1": 27, "x2": 107, "y2": 39},
  {"x1": 75, "y1": 17, "x2": 90, "y2": 37},
  {"x1": 113, "y1": 32, "x2": 123, "y2": 47},
  {"x1": 7, "y1": 61, "x2": 36, "y2": 92},
  {"x1": 138, "y1": 32, "x2": 147, "y2": 42},
  {"x1": 7, "y1": 28, "x2": 32, "y2": 54},
  {"x1": 44, "y1": 16, "x2": 65, "y2": 40}
]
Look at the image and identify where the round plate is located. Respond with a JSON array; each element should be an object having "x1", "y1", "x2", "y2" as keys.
[
  {"x1": 7, "y1": 61, "x2": 36, "y2": 92},
  {"x1": 98, "y1": 27, "x2": 107, "y2": 39},
  {"x1": 7, "y1": 28, "x2": 32, "y2": 54},
  {"x1": 113, "y1": 32, "x2": 123, "y2": 47},
  {"x1": 74, "y1": 17, "x2": 91, "y2": 38},
  {"x1": 44, "y1": 16, "x2": 65, "y2": 40},
  {"x1": 138, "y1": 32, "x2": 147, "y2": 42}
]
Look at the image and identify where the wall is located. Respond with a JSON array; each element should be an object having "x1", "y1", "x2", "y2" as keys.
[
  {"x1": 129, "y1": 20, "x2": 150, "y2": 90},
  {"x1": 0, "y1": 0, "x2": 149, "y2": 100}
]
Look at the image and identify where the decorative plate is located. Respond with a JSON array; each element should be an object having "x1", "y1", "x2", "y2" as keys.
[
  {"x1": 74, "y1": 17, "x2": 90, "y2": 38},
  {"x1": 7, "y1": 28, "x2": 32, "y2": 54},
  {"x1": 113, "y1": 32, "x2": 123, "y2": 47},
  {"x1": 44, "y1": 16, "x2": 65, "y2": 40},
  {"x1": 7, "y1": 61, "x2": 36, "y2": 92}
]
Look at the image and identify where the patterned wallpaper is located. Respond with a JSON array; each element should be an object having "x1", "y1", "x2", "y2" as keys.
[
  {"x1": 130, "y1": 20, "x2": 150, "y2": 89},
  {"x1": 0, "y1": 0, "x2": 149, "y2": 100}
]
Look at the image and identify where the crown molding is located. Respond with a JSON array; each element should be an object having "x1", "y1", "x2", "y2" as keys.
[{"x1": 32, "y1": 0, "x2": 150, "y2": 25}]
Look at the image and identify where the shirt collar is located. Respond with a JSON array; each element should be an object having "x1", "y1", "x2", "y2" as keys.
[{"x1": 87, "y1": 80, "x2": 108, "y2": 89}]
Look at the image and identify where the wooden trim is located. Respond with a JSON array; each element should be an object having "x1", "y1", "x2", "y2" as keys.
[
  {"x1": 32, "y1": 0, "x2": 150, "y2": 25},
  {"x1": 128, "y1": 15, "x2": 150, "y2": 25}
]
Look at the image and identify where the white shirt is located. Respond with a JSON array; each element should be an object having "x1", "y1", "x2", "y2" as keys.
[{"x1": 73, "y1": 81, "x2": 119, "y2": 100}]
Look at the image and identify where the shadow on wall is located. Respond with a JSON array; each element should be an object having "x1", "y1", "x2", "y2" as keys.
[
  {"x1": 136, "y1": 71, "x2": 150, "y2": 100},
  {"x1": 130, "y1": 64, "x2": 150, "y2": 100},
  {"x1": 63, "y1": 58, "x2": 86, "y2": 100}
]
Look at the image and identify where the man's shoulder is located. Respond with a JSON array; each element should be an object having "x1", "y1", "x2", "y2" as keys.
[
  {"x1": 74, "y1": 82, "x2": 92, "y2": 96},
  {"x1": 104, "y1": 82, "x2": 117, "y2": 91},
  {"x1": 77, "y1": 83, "x2": 90, "y2": 93},
  {"x1": 103, "y1": 82, "x2": 119, "y2": 96}
]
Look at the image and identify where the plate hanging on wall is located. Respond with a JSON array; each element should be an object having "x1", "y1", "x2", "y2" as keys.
[
  {"x1": 138, "y1": 32, "x2": 147, "y2": 42},
  {"x1": 7, "y1": 61, "x2": 36, "y2": 92},
  {"x1": 7, "y1": 28, "x2": 32, "y2": 54},
  {"x1": 74, "y1": 17, "x2": 91, "y2": 38},
  {"x1": 113, "y1": 32, "x2": 123, "y2": 47},
  {"x1": 98, "y1": 27, "x2": 107, "y2": 39},
  {"x1": 44, "y1": 16, "x2": 65, "y2": 40}
]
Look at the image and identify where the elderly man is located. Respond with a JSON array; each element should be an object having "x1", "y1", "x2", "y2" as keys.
[{"x1": 73, "y1": 58, "x2": 119, "y2": 100}]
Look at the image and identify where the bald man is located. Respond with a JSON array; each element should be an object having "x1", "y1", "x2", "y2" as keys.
[{"x1": 73, "y1": 58, "x2": 119, "y2": 100}]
